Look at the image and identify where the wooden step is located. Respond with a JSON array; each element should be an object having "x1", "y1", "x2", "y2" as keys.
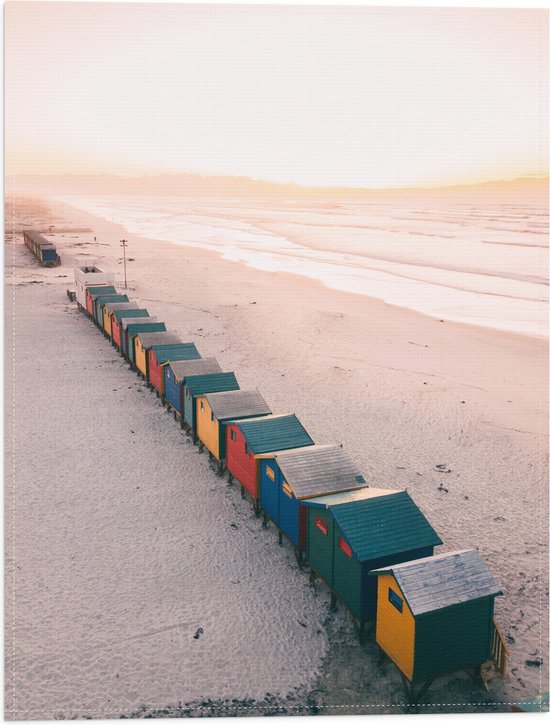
[{"x1": 481, "y1": 662, "x2": 501, "y2": 692}]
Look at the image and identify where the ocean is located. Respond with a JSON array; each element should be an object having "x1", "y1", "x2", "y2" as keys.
[{"x1": 59, "y1": 195, "x2": 548, "y2": 338}]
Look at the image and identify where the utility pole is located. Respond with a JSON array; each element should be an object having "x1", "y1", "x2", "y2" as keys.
[{"x1": 120, "y1": 239, "x2": 128, "y2": 289}]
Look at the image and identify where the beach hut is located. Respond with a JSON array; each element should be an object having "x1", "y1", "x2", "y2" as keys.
[
  {"x1": 257, "y1": 444, "x2": 368, "y2": 553},
  {"x1": 73, "y1": 257, "x2": 114, "y2": 311},
  {"x1": 102, "y1": 301, "x2": 140, "y2": 338},
  {"x1": 303, "y1": 488, "x2": 442, "y2": 638},
  {"x1": 164, "y1": 358, "x2": 222, "y2": 417},
  {"x1": 182, "y1": 372, "x2": 240, "y2": 435},
  {"x1": 23, "y1": 230, "x2": 60, "y2": 266},
  {"x1": 195, "y1": 390, "x2": 271, "y2": 472},
  {"x1": 370, "y1": 550, "x2": 506, "y2": 701},
  {"x1": 148, "y1": 343, "x2": 201, "y2": 397},
  {"x1": 134, "y1": 331, "x2": 182, "y2": 379},
  {"x1": 123, "y1": 318, "x2": 166, "y2": 362},
  {"x1": 39, "y1": 243, "x2": 58, "y2": 264},
  {"x1": 226, "y1": 414, "x2": 314, "y2": 508},
  {"x1": 86, "y1": 285, "x2": 117, "y2": 318},
  {"x1": 94, "y1": 293, "x2": 128, "y2": 327},
  {"x1": 111, "y1": 309, "x2": 150, "y2": 350}
]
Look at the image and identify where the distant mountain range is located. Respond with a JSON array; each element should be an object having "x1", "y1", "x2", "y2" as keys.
[{"x1": 6, "y1": 172, "x2": 548, "y2": 201}]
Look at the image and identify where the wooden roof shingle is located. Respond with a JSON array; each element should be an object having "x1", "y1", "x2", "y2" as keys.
[{"x1": 370, "y1": 549, "x2": 501, "y2": 616}]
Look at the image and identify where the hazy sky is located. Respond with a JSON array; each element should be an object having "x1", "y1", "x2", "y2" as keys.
[{"x1": 5, "y1": 3, "x2": 548, "y2": 188}]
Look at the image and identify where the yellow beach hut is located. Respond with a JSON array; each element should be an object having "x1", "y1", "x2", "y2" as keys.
[
  {"x1": 195, "y1": 389, "x2": 271, "y2": 472},
  {"x1": 134, "y1": 331, "x2": 181, "y2": 378},
  {"x1": 370, "y1": 549, "x2": 506, "y2": 702}
]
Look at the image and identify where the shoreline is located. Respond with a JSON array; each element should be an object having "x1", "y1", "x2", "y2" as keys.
[
  {"x1": 48, "y1": 196, "x2": 549, "y2": 346},
  {"x1": 52, "y1": 194, "x2": 549, "y2": 340},
  {"x1": 5, "y1": 196, "x2": 548, "y2": 718}
]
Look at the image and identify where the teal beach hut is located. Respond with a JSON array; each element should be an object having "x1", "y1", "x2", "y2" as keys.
[
  {"x1": 122, "y1": 317, "x2": 166, "y2": 362},
  {"x1": 182, "y1": 372, "x2": 240, "y2": 436},
  {"x1": 303, "y1": 488, "x2": 442, "y2": 637}
]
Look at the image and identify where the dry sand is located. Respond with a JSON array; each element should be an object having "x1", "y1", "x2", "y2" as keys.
[{"x1": 4, "y1": 196, "x2": 548, "y2": 719}]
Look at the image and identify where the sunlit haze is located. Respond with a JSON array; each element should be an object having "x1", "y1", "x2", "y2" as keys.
[{"x1": 5, "y1": 3, "x2": 548, "y2": 188}]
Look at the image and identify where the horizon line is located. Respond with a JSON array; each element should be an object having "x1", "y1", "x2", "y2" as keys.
[{"x1": 8, "y1": 171, "x2": 549, "y2": 194}]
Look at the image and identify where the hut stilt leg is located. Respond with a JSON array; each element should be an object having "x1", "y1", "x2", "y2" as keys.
[
  {"x1": 198, "y1": 442, "x2": 204, "y2": 453},
  {"x1": 309, "y1": 570, "x2": 317, "y2": 586},
  {"x1": 359, "y1": 621, "x2": 367, "y2": 644},
  {"x1": 253, "y1": 500, "x2": 261, "y2": 518},
  {"x1": 296, "y1": 549, "x2": 303, "y2": 570},
  {"x1": 240, "y1": 485, "x2": 245, "y2": 499},
  {"x1": 401, "y1": 676, "x2": 433, "y2": 706},
  {"x1": 228, "y1": 473, "x2": 234, "y2": 485},
  {"x1": 330, "y1": 593, "x2": 337, "y2": 612},
  {"x1": 173, "y1": 411, "x2": 177, "y2": 421},
  {"x1": 262, "y1": 513, "x2": 268, "y2": 529},
  {"x1": 218, "y1": 462, "x2": 224, "y2": 477},
  {"x1": 278, "y1": 530, "x2": 283, "y2": 547}
]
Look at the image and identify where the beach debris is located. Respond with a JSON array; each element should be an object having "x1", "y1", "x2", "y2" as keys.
[
  {"x1": 408, "y1": 341, "x2": 429, "y2": 347},
  {"x1": 435, "y1": 464, "x2": 451, "y2": 473},
  {"x1": 296, "y1": 620, "x2": 307, "y2": 628},
  {"x1": 396, "y1": 466, "x2": 406, "y2": 470},
  {"x1": 525, "y1": 658, "x2": 543, "y2": 668},
  {"x1": 493, "y1": 516, "x2": 506, "y2": 522},
  {"x1": 230, "y1": 523, "x2": 238, "y2": 530},
  {"x1": 437, "y1": 485, "x2": 449, "y2": 493},
  {"x1": 193, "y1": 627, "x2": 204, "y2": 640}
]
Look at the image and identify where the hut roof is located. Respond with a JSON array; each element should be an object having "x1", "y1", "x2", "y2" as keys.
[
  {"x1": 185, "y1": 372, "x2": 240, "y2": 396},
  {"x1": 370, "y1": 549, "x2": 502, "y2": 617},
  {"x1": 234, "y1": 414, "x2": 314, "y2": 455},
  {"x1": 122, "y1": 316, "x2": 161, "y2": 329},
  {"x1": 104, "y1": 301, "x2": 138, "y2": 314},
  {"x1": 168, "y1": 358, "x2": 222, "y2": 382},
  {"x1": 96, "y1": 294, "x2": 128, "y2": 305},
  {"x1": 112, "y1": 308, "x2": 149, "y2": 321},
  {"x1": 88, "y1": 286, "x2": 117, "y2": 299},
  {"x1": 264, "y1": 444, "x2": 367, "y2": 500},
  {"x1": 153, "y1": 343, "x2": 200, "y2": 363},
  {"x1": 305, "y1": 489, "x2": 442, "y2": 562},
  {"x1": 205, "y1": 390, "x2": 271, "y2": 421},
  {"x1": 24, "y1": 230, "x2": 50, "y2": 245},
  {"x1": 137, "y1": 331, "x2": 181, "y2": 349}
]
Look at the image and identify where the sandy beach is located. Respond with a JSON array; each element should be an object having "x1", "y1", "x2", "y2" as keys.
[{"x1": 4, "y1": 195, "x2": 548, "y2": 719}]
